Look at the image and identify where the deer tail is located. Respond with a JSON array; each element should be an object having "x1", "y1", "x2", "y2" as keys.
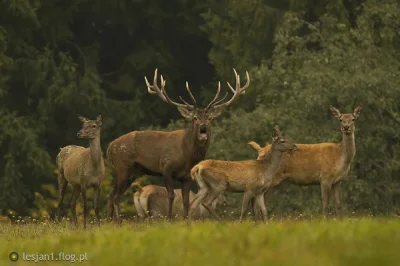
[
  {"x1": 133, "y1": 192, "x2": 146, "y2": 219},
  {"x1": 248, "y1": 141, "x2": 262, "y2": 152},
  {"x1": 191, "y1": 164, "x2": 207, "y2": 189},
  {"x1": 132, "y1": 182, "x2": 143, "y2": 194}
]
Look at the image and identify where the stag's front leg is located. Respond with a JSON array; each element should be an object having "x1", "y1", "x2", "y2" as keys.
[
  {"x1": 181, "y1": 179, "x2": 192, "y2": 219},
  {"x1": 201, "y1": 189, "x2": 224, "y2": 222},
  {"x1": 164, "y1": 175, "x2": 175, "y2": 221},
  {"x1": 93, "y1": 185, "x2": 101, "y2": 226}
]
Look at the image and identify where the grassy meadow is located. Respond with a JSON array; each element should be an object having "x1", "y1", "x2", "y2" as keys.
[{"x1": 1, "y1": 217, "x2": 399, "y2": 266}]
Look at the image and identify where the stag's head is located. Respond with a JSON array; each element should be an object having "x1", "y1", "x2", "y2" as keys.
[
  {"x1": 76, "y1": 114, "x2": 103, "y2": 139},
  {"x1": 271, "y1": 125, "x2": 297, "y2": 152},
  {"x1": 145, "y1": 69, "x2": 250, "y2": 144},
  {"x1": 330, "y1": 105, "x2": 363, "y2": 135}
]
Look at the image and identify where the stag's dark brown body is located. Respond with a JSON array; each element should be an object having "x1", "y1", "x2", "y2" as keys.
[{"x1": 107, "y1": 68, "x2": 250, "y2": 221}]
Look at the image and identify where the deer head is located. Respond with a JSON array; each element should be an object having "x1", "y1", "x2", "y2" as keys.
[
  {"x1": 145, "y1": 68, "x2": 250, "y2": 144},
  {"x1": 330, "y1": 105, "x2": 363, "y2": 135},
  {"x1": 271, "y1": 125, "x2": 297, "y2": 152},
  {"x1": 76, "y1": 114, "x2": 103, "y2": 139}
]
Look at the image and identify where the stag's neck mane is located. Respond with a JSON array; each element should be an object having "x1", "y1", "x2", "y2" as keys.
[
  {"x1": 261, "y1": 143, "x2": 284, "y2": 183},
  {"x1": 339, "y1": 131, "x2": 356, "y2": 165},
  {"x1": 89, "y1": 134, "x2": 102, "y2": 168},
  {"x1": 182, "y1": 124, "x2": 209, "y2": 163}
]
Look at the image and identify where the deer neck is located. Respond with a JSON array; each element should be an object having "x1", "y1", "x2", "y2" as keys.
[
  {"x1": 339, "y1": 131, "x2": 356, "y2": 165},
  {"x1": 89, "y1": 135, "x2": 102, "y2": 168},
  {"x1": 183, "y1": 125, "x2": 209, "y2": 163},
  {"x1": 261, "y1": 145, "x2": 284, "y2": 183}
]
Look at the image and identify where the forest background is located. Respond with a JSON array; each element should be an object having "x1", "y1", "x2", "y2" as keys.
[{"x1": 0, "y1": 0, "x2": 399, "y2": 219}]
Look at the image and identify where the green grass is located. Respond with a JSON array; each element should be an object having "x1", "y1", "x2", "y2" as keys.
[{"x1": 1, "y1": 218, "x2": 399, "y2": 266}]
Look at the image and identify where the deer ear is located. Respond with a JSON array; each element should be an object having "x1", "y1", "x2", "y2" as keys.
[
  {"x1": 272, "y1": 125, "x2": 280, "y2": 140},
  {"x1": 77, "y1": 114, "x2": 89, "y2": 123},
  {"x1": 353, "y1": 105, "x2": 363, "y2": 119},
  {"x1": 96, "y1": 113, "x2": 103, "y2": 125},
  {"x1": 329, "y1": 106, "x2": 341, "y2": 119},
  {"x1": 177, "y1": 106, "x2": 195, "y2": 119},
  {"x1": 208, "y1": 105, "x2": 225, "y2": 120}
]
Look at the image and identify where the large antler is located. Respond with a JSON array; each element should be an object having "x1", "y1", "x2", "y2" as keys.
[
  {"x1": 144, "y1": 69, "x2": 197, "y2": 109},
  {"x1": 207, "y1": 68, "x2": 250, "y2": 110}
]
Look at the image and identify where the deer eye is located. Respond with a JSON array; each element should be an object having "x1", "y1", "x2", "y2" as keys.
[
  {"x1": 339, "y1": 119, "x2": 343, "y2": 122},
  {"x1": 193, "y1": 116, "x2": 198, "y2": 120},
  {"x1": 91, "y1": 125, "x2": 97, "y2": 128},
  {"x1": 352, "y1": 118, "x2": 355, "y2": 121},
  {"x1": 281, "y1": 140, "x2": 286, "y2": 143}
]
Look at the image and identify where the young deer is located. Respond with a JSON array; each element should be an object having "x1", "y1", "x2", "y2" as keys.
[
  {"x1": 248, "y1": 105, "x2": 363, "y2": 218},
  {"x1": 56, "y1": 114, "x2": 105, "y2": 228},
  {"x1": 132, "y1": 183, "x2": 226, "y2": 219},
  {"x1": 190, "y1": 126, "x2": 297, "y2": 222},
  {"x1": 107, "y1": 68, "x2": 249, "y2": 222}
]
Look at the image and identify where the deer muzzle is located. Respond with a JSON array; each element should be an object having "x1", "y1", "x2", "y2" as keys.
[{"x1": 199, "y1": 124, "x2": 208, "y2": 140}]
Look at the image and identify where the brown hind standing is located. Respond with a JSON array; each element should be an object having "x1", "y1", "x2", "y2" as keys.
[
  {"x1": 132, "y1": 183, "x2": 226, "y2": 219},
  {"x1": 190, "y1": 126, "x2": 297, "y2": 222},
  {"x1": 56, "y1": 114, "x2": 105, "y2": 228},
  {"x1": 248, "y1": 105, "x2": 363, "y2": 218},
  {"x1": 107, "y1": 68, "x2": 250, "y2": 222}
]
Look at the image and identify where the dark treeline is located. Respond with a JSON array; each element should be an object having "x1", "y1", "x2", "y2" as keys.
[{"x1": 0, "y1": 0, "x2": 399, "y2": 218}]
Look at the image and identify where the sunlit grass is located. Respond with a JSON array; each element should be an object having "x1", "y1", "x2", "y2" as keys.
[{"x1": 1, "y1": 218, "x2": 399, "y2": 266}]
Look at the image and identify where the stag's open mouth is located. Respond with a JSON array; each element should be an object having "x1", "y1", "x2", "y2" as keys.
[{"x1": 199, "y1": 126, "x2": 208, "y2": 140}]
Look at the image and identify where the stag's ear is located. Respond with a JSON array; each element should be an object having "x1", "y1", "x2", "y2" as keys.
[
  {"x1": 329, "y1": 106, "x2": 341, "y2": 119},
  {"x1": 177, "y1": 106, "x2": 195, "y2": 119},
  {"x1": 272, "y1": 125, "x2": 280, "y2": 140},
  {"x1": 96, "y1": 113, "x2": 103, "y2": 125},
  {"x1": 353, "y1": 105, "x2": 363, "y2": 119},
  {"x1": 77, "y1": 114, "x2": 89, "y2": 123},
  {"x1": 208, "y1": 105, "x2": 225, "y2": 120}
]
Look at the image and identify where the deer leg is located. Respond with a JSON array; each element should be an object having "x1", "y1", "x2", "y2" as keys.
[
  {"x1": 107, "y1": 181, "x2": 117, "y2": 221},
  {"x1": 332, "y1": 181, "x2": 343, "y2": 219},
  {"x1": 163, "y1": 175, "x2": 175, "y2": 221},
  {"x1": 112, "y1": 167, "x2": 131, "y2": 223},
  {"x1": 201, "y1": 190, "x2": 224, "y2": 222},
  {"x1": 81, "y1": 185, "x2": 88, "y2": 229},
  {"x1": 69, "y1": 185, "x2": 81, "y2": 225},
  {"x1": 181, "y1": 179, "x2": 192, "y2": 219},
  {"x1": 320, "y1": 182, "x2": 332, "y2": 218},
  {"x1": 239, "y1": 191, "x2": 254, "y2": 223},
  {"x1": 189, "y1": 187, "x2": 209, "y2": 219},
  {"x1": 57, "y1": 174, "x2": 68, "y2": 222},
  {"x1": 255, "y1": 193, "x2": 268, "y2": 223},
  {"x1": 250, "y1": 197, "x2": 259, "y2": 221},
  {"x1": 261, "y1": 186, "x2": 276, "y2": 220},
  {"x1": 93, "y1": 185, "x2": 101, "y2": 226}
]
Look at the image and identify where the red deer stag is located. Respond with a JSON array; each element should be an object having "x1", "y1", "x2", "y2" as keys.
[
  {"x1": 107, "y1": 68, "x2": 250, "y2": 222},
  {"x1": 56, "y1": 114, "x2": 105, "y2": 228},
  {"x1": 132, "y1": 183, "x2": 226, "y2": 219},
  {"x1": 248, "y1": 105, "x2": 363, "y2": 218},
  {"x1": 190, "y1": 126, "x2": 297, "y2": 222}
]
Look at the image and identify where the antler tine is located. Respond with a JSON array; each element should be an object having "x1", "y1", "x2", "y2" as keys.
[
  {"x1": 212, "y1": 68, "x2": 250, "y2": 109},
  {"x1": 206, "y1": 81, "x2": 222, "y2": 110},
  {"x1": 145, "y1": 69, "x2": 193, "y2": 109},
  {"x1": 185, "y1": 82, "x2": 197, "y2": 108}
]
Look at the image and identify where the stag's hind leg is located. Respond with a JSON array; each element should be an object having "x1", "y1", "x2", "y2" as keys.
[
  {"x1": 56, "y1": 173, "x2": 68, "y2": 222},
  {"x1": 189, "y1": 187, "x2": 209, "y2": 219},
  {"x1": 111, "y1": 166, "x2": 132, "y2": 223},
  {"x1": 201, "y1": 190, "x2": 225, "y2": 222}
]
